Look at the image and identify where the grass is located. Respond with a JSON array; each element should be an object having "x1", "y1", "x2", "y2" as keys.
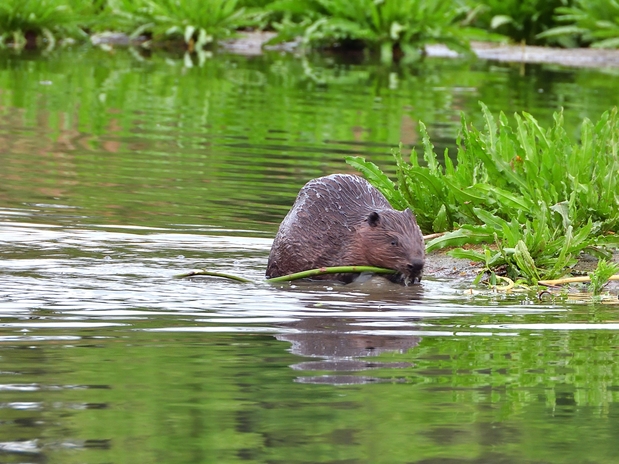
[
  {"x1": 347, "y1": 102, "x2": 619, "y2": 284},
  {"x1": 538, "y1": 0, "x2": 619, "y2": 48}
]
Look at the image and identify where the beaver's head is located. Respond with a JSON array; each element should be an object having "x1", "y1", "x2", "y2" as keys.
[{"x1": 357, "y1": 208, "x2": 425, "y2": 285}]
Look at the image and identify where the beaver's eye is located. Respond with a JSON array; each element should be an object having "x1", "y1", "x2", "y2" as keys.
[{"x1": 391, "y1": 238, "x2": 399, "y2": 246}]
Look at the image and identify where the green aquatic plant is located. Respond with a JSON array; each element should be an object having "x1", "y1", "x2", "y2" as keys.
[
  {"x1": 104, "y1": 0, "x2": 251, "y2": 48},
  {"x1": 0, "y1": 0, "x2": 91, "y2": 48},
  {"x1": 266, "y1": 0, "x2": 479, "y2": 61},
  {"x1": 348, "y1": 103, "x2": 619, "y2": 284},
  {"x1": 538, "y1": 0, "x2": 619, "y2": 48}
]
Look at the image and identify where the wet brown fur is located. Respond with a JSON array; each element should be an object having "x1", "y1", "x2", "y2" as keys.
[{"x1": 266, "y1": 174, "x2": 425, "y2": 284}]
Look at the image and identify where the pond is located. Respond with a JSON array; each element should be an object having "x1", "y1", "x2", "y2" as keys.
[{"x1": 1, "y1": 46, "x2": 619, "y2": 463}]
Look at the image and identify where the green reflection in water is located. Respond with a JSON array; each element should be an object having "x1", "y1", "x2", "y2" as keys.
[
  {"x1": 1, "y1": 329, "x2": 618, "y2": 463},
  {"x1": 1, "y1": 49, "x2": 619, "y2": 233}
]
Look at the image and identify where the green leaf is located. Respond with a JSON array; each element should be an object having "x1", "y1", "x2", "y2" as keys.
[
  {"x1": 490, "y1": 15, "x2": 513, "y2": 29},
  {"x1": 443, "y1": 179, "x2": 487, "y2": 204},
  {"x1": 380, "y1": 41, "x2": 393, "y2": 63},
  {"x1": 513, "y1": 240, "x2": 540, "y2": 283},
  {"x1": 426, "y1": 226, "x2": 494, "y2": 253},
  {"x1": 592, "y1": 37, "x2": 619, "y2": 48},
  {"x1": 184, "y1": 24, "x2": 195, "y2": 43},
  {"x1": 448, "y1": 248, "x2": 485, "y2": 261},
  {"x1": 473, "y1": 184, "x2": 534, "y2": 211},
  {"x1": 432, "y1": 204, "x2": 449, "y2": 232},
  {"x1": 473, "y1": 208, "x2": 509, "y2": 232},
  {"x1": 550, "y1": 201, "x2": 572, "y2": 230}
]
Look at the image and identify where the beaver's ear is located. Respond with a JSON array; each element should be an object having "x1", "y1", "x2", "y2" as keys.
[
  {"x1": 368, "y1": 211, "x2": 381, "y2": 227},
  {"x1": 404, "y1": 208, "x2": 417, "y2": 221}
]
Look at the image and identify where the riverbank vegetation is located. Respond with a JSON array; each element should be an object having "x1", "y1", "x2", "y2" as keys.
[
  {"x1": 261, "y1": 0, "x2": 482, "y2": 61},
  {"x1": 538, "y1": 0, "x2": 619, "y2": 48},
  {"x1": 2, "y1": 0, "x2": 619, "y2": 57},
  {"x1": 102, "y1": 0, "x2": 253, "y2": 49},
  {"x1": 347, "y1": 104, "x2": 619, "y2": 284},
  {"x1": 0, "y1": 0, "x2": 92, "y2": 48}
]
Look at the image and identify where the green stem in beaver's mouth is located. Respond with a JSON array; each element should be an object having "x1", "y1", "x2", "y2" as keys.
[
  {"x1": 266, "y1": 266, "x2": 398, "y2": 283},
  {"x1": 175, "y1": 266, "x2": 398, "y2": 284}
]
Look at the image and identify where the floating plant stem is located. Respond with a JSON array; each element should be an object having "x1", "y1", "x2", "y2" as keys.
[{"x1": 174, "y1": 270, "x2": 254, "y2": 283}]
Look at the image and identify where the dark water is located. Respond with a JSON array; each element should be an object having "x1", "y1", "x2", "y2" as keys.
[{"x1": 2, "y1": 47, "x2": 619, "y2": 463}]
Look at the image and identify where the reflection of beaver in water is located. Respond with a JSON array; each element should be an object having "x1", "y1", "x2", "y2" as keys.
[{"x1": 266, "y1": 174, "x2": 425, "y2": 284}]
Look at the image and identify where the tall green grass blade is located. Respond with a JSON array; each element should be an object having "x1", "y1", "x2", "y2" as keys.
[{"x1": 427, "y1": 226, "x2": 495, "y2": 252}]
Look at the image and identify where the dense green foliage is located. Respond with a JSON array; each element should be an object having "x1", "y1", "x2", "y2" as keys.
[
  {"x1": 469, "y1": 0, "x2": 567, "y2": 44},
  {"x1": 348, "y1": 103, "x2": 619, "y2": 283},
  {"x1": 539, "y1": 0, "x2": 619, "y2": 48},
  {"x1": 265, "y1": 0, "x2": 477, "y2": 61},
  {"x1": 104, "y1": 0, "x2": 251, "y2": 47},
  {"x1": 0, "y1": 0, "x2": 92, "y2": 47},
  {"x1": 2, "y1": 0, "x2": 619, "y2": 51},
  {"x1": 0, "y1": 0, "x2": 256, "y2": 49}
]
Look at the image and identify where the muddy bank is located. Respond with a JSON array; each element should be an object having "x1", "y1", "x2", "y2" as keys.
[
  {"x1": 424, "y1": 251, "x2": 481, "y2": 280},
  {"x1": 427, "y1": 41, "x2": 619, "y2": 69}
]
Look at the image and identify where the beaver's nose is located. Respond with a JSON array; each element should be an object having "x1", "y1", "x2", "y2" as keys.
[{"x1": 407, "y1": 259, "x2": 424, "y2": 277}]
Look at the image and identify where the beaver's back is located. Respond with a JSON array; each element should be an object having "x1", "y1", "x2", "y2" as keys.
[
  {"x1": 266, "y1": 174, "x2": 396, "y2": 278},
  {"x1": 293, "y1": 173, "x2": 392, "y2": 221}
]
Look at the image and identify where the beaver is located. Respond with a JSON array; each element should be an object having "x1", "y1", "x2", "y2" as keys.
[{"x1": 266, "y1": 173, "x2": 425, "y2": 284}]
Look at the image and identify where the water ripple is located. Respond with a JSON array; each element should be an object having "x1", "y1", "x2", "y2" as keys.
[{"x1": 0, "y1": 217, "x2": 606, "y2": 340}]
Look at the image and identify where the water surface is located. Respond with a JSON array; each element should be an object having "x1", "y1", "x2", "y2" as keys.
[{"x1": 1, "y1": 47, "x2": 619, "y2": 463}]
